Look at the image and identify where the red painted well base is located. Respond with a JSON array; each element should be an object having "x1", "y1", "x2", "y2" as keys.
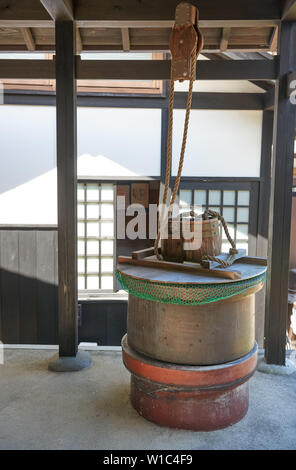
[{"x1": 122, "y1": 335, "x2": 257, "y2": 432}]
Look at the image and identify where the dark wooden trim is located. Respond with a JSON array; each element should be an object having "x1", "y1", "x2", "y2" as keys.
[
  {"x1": 55, "y1": 21, "x2": 78, "y2": 357},
  {"x1": 0, "y1": 58, "x2": 278, "y2": 81},
  {"x1": 78, "y1": 176, "x2": 159, "y2": 183},
  {"x1": 265, "y1": 21, "x2": 296, "y2": 366},
  {"x1": 174, "y1": 92, "x2": 264, "y2": 110},
  {"x1": 0, "y1": 225, "x2": 58, "y2": 230},
  {"x1": 4, "y1": 90, "x2": 265, "y2": 110},
  {"x1": 263, "y1": 88, "x2": 275, "y2": 110},
  {"x1": 257, "y1": 110, "x2": 274, "y2": 257},
  {"x1": 248, "y1": 181, "x2": 260, "y2": 256},
  {"x1": 0, "y1": 59, "x2": 55, "y2": 79},
  {"x1": 172, "y1": 177, "x2": 261, "y2": 183},
  {"x1": 77, "y1": 58, "x2": 278, "y2": 81}
]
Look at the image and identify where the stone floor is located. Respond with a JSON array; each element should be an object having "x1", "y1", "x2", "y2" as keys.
[{"x1": 0, "y1": 348, "x2": 296, "y2": 450}]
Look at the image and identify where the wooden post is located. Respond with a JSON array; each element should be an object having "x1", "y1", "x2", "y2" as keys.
[
  {"x1": 49, "y1": 21, "x2": 91, "y2": 371},
  {"x1": 257, "y1": 110, "x2": 274, "y2": 258},
  {"x1": 55, "y1": 21, "x2": 78, "y2": 357},
  {"x1": 264, "y1": 21, "x2": 296, "y2": 365}
]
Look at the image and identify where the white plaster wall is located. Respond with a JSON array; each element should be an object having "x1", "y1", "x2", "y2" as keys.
[
  {"x1": 0, "y1": 105, "x2": 262, "y2": 225},
  {"x1": 0, "y1": 105, "x2": 57, "y2": 224},
  {"x1": 172, "y1": 110, "x2": 263, "y2": 177},
  {"x1": 77, "y1": 107, "x2": 161, "y2": 177},
  {"x1": 0, "y1": 105, "x2": 161, "y2": 224},
  {"x1": 174, "y1": 79, "x2": 264, "y2": 93}
]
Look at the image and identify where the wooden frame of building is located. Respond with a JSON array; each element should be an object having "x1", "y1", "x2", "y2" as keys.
[{"x1": 0, "y1": 0, "x2": 296, "y2": 366}]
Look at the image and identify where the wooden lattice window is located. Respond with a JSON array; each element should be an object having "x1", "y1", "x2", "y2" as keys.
[{"x1": 77, "y1": 182, "x2": 115, "y2": 292}]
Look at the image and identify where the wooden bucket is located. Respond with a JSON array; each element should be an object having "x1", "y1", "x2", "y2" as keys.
[{"x1": 161, "y1": 215, "x2": 221, "y2": 263}]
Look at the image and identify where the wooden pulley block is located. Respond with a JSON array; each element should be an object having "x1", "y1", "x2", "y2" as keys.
[{"x1": 169, "y1": 2, "x2": 203, "y2": 81}]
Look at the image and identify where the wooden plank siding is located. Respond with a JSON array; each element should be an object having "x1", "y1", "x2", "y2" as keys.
[
  {"x1": 0, "y1": 230, "x2": 20, "y2": 343},
  {"x1": 0, "y1": 229, "x2": 58, "y2": 345},
  {"x1": 0, "y1": 228, "x2": 127, "y2": 346}
]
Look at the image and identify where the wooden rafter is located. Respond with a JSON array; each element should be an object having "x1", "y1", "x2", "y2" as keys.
[
  {"x1": 121, "y1": 28, "x2": 130, "y2": 52},
  {"x1": 40, "y1": 0, "x2": 74, "y2": 21},
  {"x1": 220, "y1": 27, "x2": 231, "y2": 52},
  {"x1": 20, "y1": 27, "x2": 35, "y2": 51},
  {"x1": 269, "y1": 26, "x2": 278, "y2": 53},
  {"x1": 76, "y1": 27, "x2": 83, "y2": 54}
]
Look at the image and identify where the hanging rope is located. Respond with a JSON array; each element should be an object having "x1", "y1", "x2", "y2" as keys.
[
  {"x1": 154, "y1": 48, "x2": 198, "y2": 260},
  {"x1": 153, "y1": 4, "x2": 238, "y2": 268}
]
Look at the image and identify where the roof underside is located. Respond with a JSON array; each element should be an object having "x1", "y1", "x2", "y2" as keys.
[
  {"x1": 0, "y1": 25, "x2": 278, "y2": 53},
  {"x1": 1, "y1": 0, "x2": 294, "y2": 53}
]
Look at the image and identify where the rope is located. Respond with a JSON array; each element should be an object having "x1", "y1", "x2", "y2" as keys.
[
  {"x1": 202, "y1": 209, "x2": 238, "y2": 268},
  {"x1": 152, "y1": 23, "x2": 239, "y2": 270},
  {"x1": 154, "y1": 48, "x2": 198, "y2": 259}
]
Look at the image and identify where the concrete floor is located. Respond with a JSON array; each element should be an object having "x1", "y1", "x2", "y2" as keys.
[{"x1": 0, "y1": 348, "x2": 296, "y2": 450}]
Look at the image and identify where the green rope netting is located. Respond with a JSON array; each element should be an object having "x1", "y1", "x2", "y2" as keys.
[{"x1": 116, "y1": 270, "x2": 266, "y2": 306}]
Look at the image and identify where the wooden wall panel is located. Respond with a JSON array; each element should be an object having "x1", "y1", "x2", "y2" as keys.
[
  {"x1": 36, "y1": 230, "x2": 58, "y2": 344},
  {"x1": 0, "y1": 230, "x2": 20, "y2": 343},
  {"x1": 19, "y1": 230, "x2": 38, "y2": 343},
  {"x1": 0, "y1": 229, "x2": 58, "y2": 345}
]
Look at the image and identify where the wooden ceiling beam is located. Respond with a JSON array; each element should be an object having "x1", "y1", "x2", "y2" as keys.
[
  {"x1": 40, "y1": 0, "x2": 74, "y2": 21},
  {"x1": 0, "y1": 58, "x2": 278, "y2": 81},
  {"x1": 75, "y1": 20, "x2": 279, "y2": 28},
  {"x1": 220, "y1": 27, "x2": 231, "y2": 52},
  {"x1": 20, "y1": 28, "x2": 35, "y2": 51},
  {"x1": 0, "y1": 45, "x2": 272, "y2": 53},
  {"x1": 75, "y1": 0, "x2": 281, "y2": 26},
  {"x1": 0, "y1": 0, "x2": 281, "y2": 28},
  {"x1": 0, "y1": 59, "x2": 55, "y2": 79},
  {"x1": 0, "y1": 0, "x2": 52, "y2": 26},
  {"x1": 121, "y1": 28, "x2": 130, "y2": 52}
]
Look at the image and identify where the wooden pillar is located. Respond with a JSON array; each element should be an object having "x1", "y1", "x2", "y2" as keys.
[
  {"x1": 265, "y1": 21, "x2": 296, "y2": 365},
  {"x1": 257, "y1": 110, "x2": 274, "y2": 258},
  {"x1": 255, "y1": 111, "x2": 274, "y2": 349},
  {"x1": 56, "y1": 21, "x2": 78, "y2": 357}
]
